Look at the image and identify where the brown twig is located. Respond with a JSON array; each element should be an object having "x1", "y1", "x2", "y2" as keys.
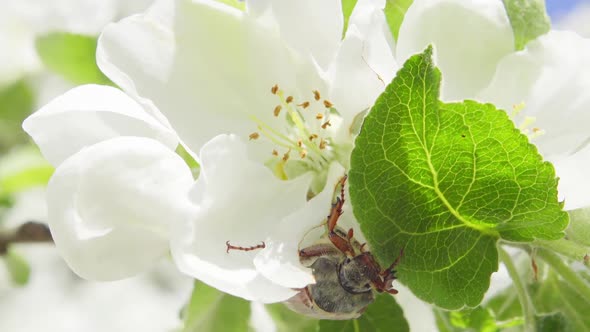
[{"x1": 0, "y1": 221, "x2": 53, "y2": 255}]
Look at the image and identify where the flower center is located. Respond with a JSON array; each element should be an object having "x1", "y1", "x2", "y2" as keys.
[{"x1": 248, "y1": 85, "x2": 344, "y2": 192}]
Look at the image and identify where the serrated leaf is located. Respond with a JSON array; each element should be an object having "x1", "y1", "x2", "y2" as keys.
[
  {"x1": 0, "y1": 80, "x2": 34, "y2": 152},
  {"x1": 3, "y1": 248, "x2": 31, "y2": 286},
  {"x1": 35, "y1": 33, "x2": 113, "y2": 85},
  {"x1": 502, "y1": 0, "x2": 551, "y2": 50},
  {"x1": 384, "y1": 0, "x2": 414, "y2": 41},
  {"x1": 348, "y1": 46, "x2": 567, "y2": 309},
  {"x1": 318, "y1": 295, "x2": 408, "y2": 332},
  {"x1": 182, "y1": 281, "x2": 251, "y2": 332},
  {"x1": 341, "y1": 0, "x2": 358, "y2": 38},
  {"x1": 265, "y1": 303, "x2": 318, "y2": 332}
]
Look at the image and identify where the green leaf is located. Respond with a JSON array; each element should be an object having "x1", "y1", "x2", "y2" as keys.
[
  {"x1": 530, "y1": 272, "x2": 589, "y2": 331},
  {"x1": 348, "y1": 46, "x2": 568, "y2": 309},
  {"x1": 3, "y1": 248, "x2": 31, "y2": 286},
  {"x1": 318, "y1": 294, "x2": 409, "y2": 332},
  {"x1": 501, "y1": 0, "x2": 551, "y2": 50},
  {"x1": 566, "y1": 207, "x2": 590, "y2": 247},
  {"x1": 216, "y1": 0, "x2": 245, "y2": 11},
  {"x1": 535, "y1": 313, "x2": 569, "y2": 332},
  {"x1": 384, "y1": 0, "x2": 414, "y2": 41},
  {"x1": 0, "y1": 145, "x2": 54, "y2": 200},
  {"x1": 0, "y1": 80, "x2": 34, "y2": 152},
  {"x1": 182, "y1": 281, "x2": 251, "y2": 332},
  {"x1": 341, "y1": 0, "x2": 358, "y2": 38},
  {"x1": 35, "y1": 33, "x2": 113, "y2": 85},
  {"x1": 265, "y1": 303, "x2": 318, "y2": 332}
]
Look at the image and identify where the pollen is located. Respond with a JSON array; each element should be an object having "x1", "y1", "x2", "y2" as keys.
[
  {"x1": 321, "y1": 120, "x2": 331, "y2": 129},
  {"x1": 249, "y1": 132, "x2": 260, "y2": 140},
  {"x1": 323, "y1": 100, "x2": 333, "y2": 108},
  {"x1": 316, "y1": 113, "x2": 324, "y2": 120},
  {"x1": 273, "y1": 105, "x2": 282, "y2": 117},
  {"x1": 286, "y1": 96, "x2": 294, "y2": 103},
  {"x1": 298, "y1": 101, "x2": 310, "y2": 109},
  {"x1": 313, "y1": 90, "x2": 321, "y2": 101},
  {"x1": 271, "y1": 84, "x2": 279, "y2": 95}
]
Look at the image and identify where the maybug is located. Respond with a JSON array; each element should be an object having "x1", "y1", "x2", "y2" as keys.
[{"x1": 285, "y1": 175, "x2": 402, "y2": 319}]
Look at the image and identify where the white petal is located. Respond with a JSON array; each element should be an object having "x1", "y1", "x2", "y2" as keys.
[
  {"x1": 396, "y1": 0, "x2": 514, "y2": 100},
  {"x1": 270, "y1": 0, "x2": 343, "y2": 68},
  {"x1": 552, "y1": 145, "x2": 590, "y2": 210},
  {"x1": 329, "y1": 9, "x2": 397, "y2": 129},
  {"x1": 478, "y1": 31, "x2": 590, "y2": 157},
  {"x1": 254, "y1": 163, "x2": 346, "y2": 289},
  {"x1": 47, "y1": 136, "x2": 194, "y2": 281},
  {"x1": 22, "y1": 85, "x2": 177, "y2": 166},
  {"x1": 98, "y1": 0, "x2": 320, "y2": 153},
  {"x1": 171, "y1": 134, "x2": 311, "y2": 302}
]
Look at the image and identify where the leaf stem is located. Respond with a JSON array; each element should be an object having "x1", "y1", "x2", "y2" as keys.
[
  {"x1": 535, "y1": 248, "x2": 590, "y2": 301},
  {"x1": 498, "y1": 245, "x2": 536, "y2": 332}
]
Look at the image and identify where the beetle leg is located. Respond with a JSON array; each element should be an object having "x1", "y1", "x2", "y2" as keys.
[{"x1": 381, "y1": 248, "x2": 404, "y2": 276}]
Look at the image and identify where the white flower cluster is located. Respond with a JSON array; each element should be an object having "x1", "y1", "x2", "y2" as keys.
[{"x1": 23, "y1": 0, "x2": 590, "y2": 303}]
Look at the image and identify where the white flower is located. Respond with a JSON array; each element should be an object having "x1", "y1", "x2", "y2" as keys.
[
  {"x1": 24, "y1": 0, "x2": 396, "y2": 302},
  {"x1": 396, "y1": 0, "x2": 590, "y2": 211},
  {"x1": 23, "y1": 85, "x2": 195, "y2": 280}
]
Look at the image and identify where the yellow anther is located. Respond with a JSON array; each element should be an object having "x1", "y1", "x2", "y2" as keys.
[
  {"x1": 309, "y1": 134, "x2": 318, "y2": 141},
  {"x1": 298, "y1": 101, "x2": 310, "y2": 109},
  {"x1": 286, "y1": 96, "x2": 294, "y2": 103},
  {"x1": 297, "y1": 140, "x2": 303, "y2": 148},
  {"x1": 316, "y1": 113, "x2": 324, "y2": 120},
  {"x1": 313, "y1": 90, "x2": 321, "y2": 101},
  {"x1": 300, "y1": 150, "x2": 308, "y2": 159},
  {"x1": 319, "y1": 139, "x2": 327, "y2": 149},
  {"x1": 323, "y1": 100, "x2": 333, "y2": 108},
  {"x1": 272, "y1": 149, "x2": 279, "y2": 156},
  {"x1": 249, "y1": 132, "x2": 260, "y2": 140},
  {"x1": 282, "y1": 149, "x2": 291, "y2": 162},
  {"x1": 271, "y1": 84, "x2": 279, "y2": 95},
  {"x1": 273, "y1": 105, "x2": 282, "y2": 117},
  {"x1": 321, "y1": 120, "x2": 331, "y2": 129}
]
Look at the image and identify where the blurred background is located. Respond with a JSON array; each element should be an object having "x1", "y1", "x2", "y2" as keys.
[{"x1": 0, "y1": 0, "x2": 588, "y2": 331}]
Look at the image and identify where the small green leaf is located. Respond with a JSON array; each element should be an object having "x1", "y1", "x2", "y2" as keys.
[
  {"x1": 341, "y1": 0, "x2": 358, "y2": 38},
  {"x1": 530, "y1": 272, "x2": 589, "y2": 331},
  {"x1": 348, "y1": 46, "x2": 568, "y2": 309},
  {"x1": 35, "y1": 33, "x2": 113, "y2": 85},
  {"x1": 435, "y1": 306, "x2": 515, "y2": 332},
  {"x1": 502, "y1": 0, "x2": 551, "y2": 50},
  {"x1": 535, "y1": 313, "x2": 569, "y2": 332},
  {"x1": 216, "y1": 0, "x2": 245, "y2": 11},
  {"x1": 265, "y1": 303, "x2": 318, "y2": 332},
  {"x1": 0, "y1": 145, "x2": 54, "y2": 200},
  {"x1": 319, "y1": 294, "x2": 409, "y2": 332},
  {"x1": 3, "y1": 249, "x2": 31, "y2": 286},
  {"x1": 182, "y1": 281, "x2": 251, "y2": 332},
  {"x1": 0, "y1": 80, "x2": 34, "y2": 152},
  {"x1": 384, "y1": 0, "x2": 414, "y2": 41},
  {"x1": 566, "y1": 207, "x2": 590, "y2": 247}
]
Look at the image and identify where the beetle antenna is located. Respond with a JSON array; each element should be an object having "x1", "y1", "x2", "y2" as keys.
[{"x1": 226, "y1": 241, "x2": 266, "y2": 253}]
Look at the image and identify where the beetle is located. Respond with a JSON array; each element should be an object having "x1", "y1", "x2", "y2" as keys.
[{"x1": 284, "y1": 175, "x2": 403, "y2": 320}]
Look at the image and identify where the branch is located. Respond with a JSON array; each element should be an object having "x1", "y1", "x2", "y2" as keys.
[{"x1": 0, "y1": 221, "x2": 53, "y2": 255}]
